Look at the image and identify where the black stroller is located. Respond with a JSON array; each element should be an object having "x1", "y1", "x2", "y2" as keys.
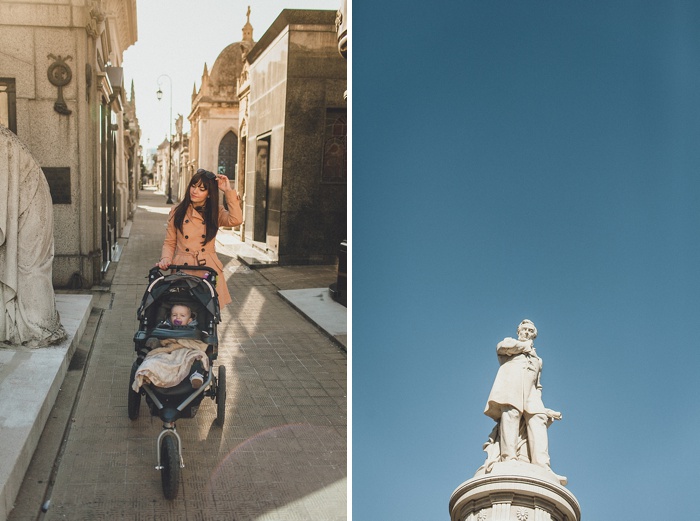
[{"x1": 128, "y1": 265, "x2": 226, "y2": 499}]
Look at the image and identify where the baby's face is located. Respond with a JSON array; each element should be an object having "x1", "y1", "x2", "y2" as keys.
[{"x1": 170, "y1": 306, "x2": 192, "y2": 326}]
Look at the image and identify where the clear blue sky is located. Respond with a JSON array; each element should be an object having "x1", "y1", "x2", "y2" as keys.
[{"x1": 352, "y1": 2, "x2": 700, "y2": 519}]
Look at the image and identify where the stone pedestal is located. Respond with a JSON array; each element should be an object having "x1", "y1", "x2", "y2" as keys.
[{"x1": 449, "y1": 462, "x2": 581, "y2": 521}]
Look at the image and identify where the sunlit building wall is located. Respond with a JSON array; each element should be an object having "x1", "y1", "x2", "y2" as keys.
[{"x1": 0, "y1": 0, "x2": 139, "y2": 287}]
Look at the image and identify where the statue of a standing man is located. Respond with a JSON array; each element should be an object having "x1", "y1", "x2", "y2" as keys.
[{"x1": 484, "y1": 319, "x2": 564, "y2": 483}]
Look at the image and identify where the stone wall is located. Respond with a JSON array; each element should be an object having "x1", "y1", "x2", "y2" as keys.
[
  {"x1": 0, "y1": 0, "x2": 138, "y2": 287},
  {"x1": 244, "y1": 10, "x2": 347, "y2": 265}
]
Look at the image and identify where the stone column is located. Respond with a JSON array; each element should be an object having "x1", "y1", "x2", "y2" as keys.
[{"x1": 449, "y1": 462, "x2": 581, "y2": 521}]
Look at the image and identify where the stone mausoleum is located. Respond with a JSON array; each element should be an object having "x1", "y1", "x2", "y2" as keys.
[
  {"x1": 188, "y1": 8, "x2": 255, "y2": 189},
  {"x1": 238, "y1": 9, "x2": 347, "y2": 265},
  {"x1": 0, "y1": 0, "x2": 140, "y2": 288}
]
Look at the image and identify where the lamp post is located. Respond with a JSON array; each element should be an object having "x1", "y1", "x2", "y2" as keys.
[{"x1": 156, "y1": 74, "x2": 173, "y2": 204}]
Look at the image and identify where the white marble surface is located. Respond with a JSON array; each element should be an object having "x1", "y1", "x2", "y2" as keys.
[
  {"x1": 0, "y1": 294, "x2": 92, "y2": 521},
  {"x1": 278, "y1": 288, "x2": 347, "y2": 337},
  {"x1": 450, "y1": 461, "x2": 581, "y2": 521}
]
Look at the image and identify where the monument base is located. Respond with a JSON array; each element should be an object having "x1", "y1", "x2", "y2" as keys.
[{"x1": 449, "y1": 462, "x2": 581, "y2": 521}]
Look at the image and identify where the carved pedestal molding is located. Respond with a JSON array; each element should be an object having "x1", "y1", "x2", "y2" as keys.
[{"x1": 449, "y1": 463, "x2": 581, "y2": 521}]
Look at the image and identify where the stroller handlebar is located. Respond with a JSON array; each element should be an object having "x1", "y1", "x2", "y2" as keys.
[{"x1": 148, "y1": 265, "x2": 218, "y2": 283}]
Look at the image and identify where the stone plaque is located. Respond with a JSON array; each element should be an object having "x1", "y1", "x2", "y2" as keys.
[{"x1": 42, "y1": 167, "x2": 71, "y2": 204}]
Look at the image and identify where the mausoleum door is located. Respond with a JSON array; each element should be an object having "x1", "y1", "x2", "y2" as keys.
[
  {"x1": 253, "y1": 137, "x2": 269, "y2": 243},
  {"x1": 99, "y1": 101, "x2": 117, "y2": 272}
]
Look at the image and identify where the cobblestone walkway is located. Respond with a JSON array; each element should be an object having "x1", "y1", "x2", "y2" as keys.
[{"x1": 36, "y1": 190, "x2": 347, "y2": 520}]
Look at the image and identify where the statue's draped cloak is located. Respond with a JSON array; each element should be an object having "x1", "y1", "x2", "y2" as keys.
[{"x1": 0, "y1": 124, "x2": 66, "y2": 346}]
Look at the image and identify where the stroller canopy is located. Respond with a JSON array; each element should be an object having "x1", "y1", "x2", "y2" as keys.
[{"x1": 137, "y1": 272, "x2": 221, "y2": 324}]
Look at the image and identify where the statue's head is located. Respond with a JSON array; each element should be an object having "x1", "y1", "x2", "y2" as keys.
[{"x1": 517, "y1": 319, "x2": 537, "y2": 340}]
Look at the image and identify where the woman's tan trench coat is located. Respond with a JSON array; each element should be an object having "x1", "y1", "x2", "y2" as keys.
[{"x1": 161, "y1": 200, "x2": 242, "y2": 306}]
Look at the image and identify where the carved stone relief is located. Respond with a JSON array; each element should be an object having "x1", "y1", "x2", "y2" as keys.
[{"x1": 47, "y1": 54, "x2": 72, "y2": 115}]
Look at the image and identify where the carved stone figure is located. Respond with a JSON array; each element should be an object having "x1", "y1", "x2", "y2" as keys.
[
  {"x1": 0, "y1": 124, "x2": 66, "y2": 347},
  {"x1": 482, "y1": 319, "x2": 565, "y2": 484}
]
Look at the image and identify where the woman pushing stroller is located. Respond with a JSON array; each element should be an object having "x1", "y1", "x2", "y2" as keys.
[
  {"x1": 129, "y1": 169, "x2": 240, "y2": 498},
  {"x1": 156, "y1": 168, "x2": 243, "y2": 307}
]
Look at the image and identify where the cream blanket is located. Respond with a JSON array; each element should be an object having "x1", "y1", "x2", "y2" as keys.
[{"x1": 132, "y1": 338, "x2": 210, "y2": 392}]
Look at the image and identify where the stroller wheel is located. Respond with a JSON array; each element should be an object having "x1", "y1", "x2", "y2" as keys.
[
  {"x1": 128, "y1": 360, "x2": 141, "y2": 420},
  {"x1": 160, "y1": 435, "x2": 180, "y2": 499},
  {"x1": 215, "y1": 365, "x2": 226, "y2": 426}
]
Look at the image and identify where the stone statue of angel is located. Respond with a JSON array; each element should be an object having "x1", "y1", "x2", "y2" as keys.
[{"x1": 0, "y1": 124, "x2": 66, "y2": 347}]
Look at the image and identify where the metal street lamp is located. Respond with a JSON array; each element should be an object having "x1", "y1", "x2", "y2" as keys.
[{"x1": 156, "y1": 74, "x2": 173, "y2": 204}]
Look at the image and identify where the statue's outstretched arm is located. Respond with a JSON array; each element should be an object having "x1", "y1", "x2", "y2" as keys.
[{"x1": 496, "y1": 337, "x2": 533, "y2": 355}]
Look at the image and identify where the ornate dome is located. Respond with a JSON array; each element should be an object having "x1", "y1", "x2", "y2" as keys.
[
  {"x1": 197, "y1": 7, "x2": 255, "y2": 101},
  {"x1": 208, "y1": 41, "x2": 254, "y2": 95}
]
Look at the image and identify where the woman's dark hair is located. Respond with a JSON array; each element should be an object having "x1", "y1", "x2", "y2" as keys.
[{"x1": 172, "y1": 169, "x2": 220, "y2": 245}]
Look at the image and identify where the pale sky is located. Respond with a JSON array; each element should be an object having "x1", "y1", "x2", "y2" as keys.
[{"x1": 122, "y1": 0, "x2": 339, "y2": 152}]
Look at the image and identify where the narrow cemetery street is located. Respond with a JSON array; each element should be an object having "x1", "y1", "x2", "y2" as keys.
[{"x1": 9, "y1": 188, "x2": 347, "y2": 521}]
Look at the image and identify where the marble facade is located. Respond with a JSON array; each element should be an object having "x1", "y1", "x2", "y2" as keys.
[
  {"x1": 0, "y1": 0, "x2": 140, "y2": 287},
  {"x1": 240, "y1": 9, "x2": 347, "y2": 264}
]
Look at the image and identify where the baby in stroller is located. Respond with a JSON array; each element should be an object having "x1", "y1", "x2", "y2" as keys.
[{"x1": 132, "y1": 303, "x2": 208, "y2": 392}]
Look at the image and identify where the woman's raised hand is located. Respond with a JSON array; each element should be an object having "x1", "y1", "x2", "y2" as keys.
[{"x1": 216, "y1": 174, "x2": 232, "y2": 192}]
